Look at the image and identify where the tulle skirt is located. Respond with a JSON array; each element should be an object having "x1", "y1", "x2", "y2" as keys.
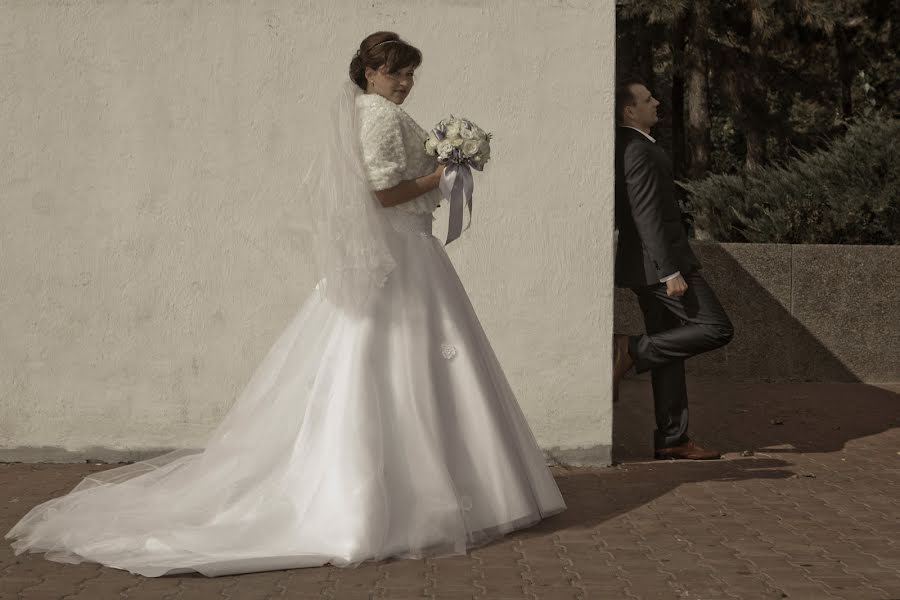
[{"x1": 6, "y1": 218, "x2": 565, "y2": 577}]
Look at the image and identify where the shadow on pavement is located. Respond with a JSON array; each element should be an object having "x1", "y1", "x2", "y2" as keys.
[
  {"x1": 613, "y1": 378, "x2": 900, "y2": 462},
  {"x1": 521, "y1": 379, "x2": 900, "y2": 537},
  {"x1": 520, "y1": 457, "x2": 795, "y2": 538}
]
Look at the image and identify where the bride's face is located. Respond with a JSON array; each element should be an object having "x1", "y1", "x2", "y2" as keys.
[{"x1": 366, "y1": 65, "x2": 416, "y2": 105}]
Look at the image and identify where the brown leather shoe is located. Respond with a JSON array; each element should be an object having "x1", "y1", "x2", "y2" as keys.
[
  {"x1": 612, "y1": 334, "x2": 634, "y2": 404},
  {"x1": 654, "y1": 440, "x2": 722, "y2": 460}
]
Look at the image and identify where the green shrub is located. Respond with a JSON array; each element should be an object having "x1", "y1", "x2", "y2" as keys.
[{"x1": 681, "y1": 118, "x2": 900, "y2": 245}]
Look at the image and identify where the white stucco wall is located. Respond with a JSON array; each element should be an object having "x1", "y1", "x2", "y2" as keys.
[{"x1": 0, "y1": 1, "x2": 615, "y2": 465}]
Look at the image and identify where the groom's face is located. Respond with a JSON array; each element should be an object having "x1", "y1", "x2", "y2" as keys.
[{"x1": 626, "y1": 84, "x2": 660, "y2": 131}]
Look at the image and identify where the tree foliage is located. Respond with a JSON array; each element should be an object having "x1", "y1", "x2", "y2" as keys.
[
  {"x1": 681, "y1": 118, "x2": 900, "y2": 244},
  {"x1": 616, "y1": 0, "x2": 900, "y2": 243}
]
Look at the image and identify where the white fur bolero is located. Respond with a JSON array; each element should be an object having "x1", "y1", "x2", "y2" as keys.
[{"x1": 356, "y1": 92, "x2": 441, "y2": 215}]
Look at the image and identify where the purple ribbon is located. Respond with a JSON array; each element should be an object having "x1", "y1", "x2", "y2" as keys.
[{"x1": 440, "y1": 162, "x2": 474, "y2": 245}]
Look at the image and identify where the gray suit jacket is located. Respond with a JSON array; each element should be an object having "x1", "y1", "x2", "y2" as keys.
[{"x1": 614, "y1": 127, "x2": 701, "y2": 288}]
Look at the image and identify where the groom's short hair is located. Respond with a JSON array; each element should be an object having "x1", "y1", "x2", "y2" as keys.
[{"x1": 615, "y1": 76, "x2": 647, "y2": 125}]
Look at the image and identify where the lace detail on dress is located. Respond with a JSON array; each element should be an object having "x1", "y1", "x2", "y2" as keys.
[
  {"x1": 397, "y1": 189, "x2": 441, "y2": 216},
  {"x1": 385, "y1": 210, "x2": 433, "y2": 237},
  {"x1": 441, "y1": 344, "x2": 458, "y2": 360}
]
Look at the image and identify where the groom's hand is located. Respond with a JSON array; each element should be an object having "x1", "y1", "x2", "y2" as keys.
[{"x1": 666, "y1": 275, "x2": 688, "y2": 298}]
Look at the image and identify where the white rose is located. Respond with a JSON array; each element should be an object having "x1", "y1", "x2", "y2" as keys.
[
  {"x1": 445, "y1": 122, "x2": 461, "y2": 138},
  {"x1": 450, "y1": 137, "x2": 464, "y2": 148},
  {"x1": 461, "y1": 139, "x2": 479, "y2": 158},
  {"x1": 436, "y1": 140, "x2": 454, "y2": 157},
  {"x1": 424, "y1": 137, "x2": 438, "y2": 155},
  {"x1": 460, "y1": 124, "x2": 475, "y2": 140}
]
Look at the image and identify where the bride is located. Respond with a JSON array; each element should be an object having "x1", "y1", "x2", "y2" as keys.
[{"x1": 6, "y1": 31, "x2": 566, "y2": 577}]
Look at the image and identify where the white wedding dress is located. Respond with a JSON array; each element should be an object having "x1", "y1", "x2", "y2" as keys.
[{"x1": 6, "y1": 88, "x2": 566, "y2": 578}]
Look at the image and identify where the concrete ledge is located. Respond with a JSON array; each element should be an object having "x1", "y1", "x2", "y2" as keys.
[
  {"x1": 544, "y1": 445, "x2": 613, "y2": 468},
  {"x1": 615, "y1": 243, "x2": 900, "y2": 383}
]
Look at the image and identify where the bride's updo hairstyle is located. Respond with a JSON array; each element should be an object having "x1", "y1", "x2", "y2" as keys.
[{"x1": 349, "y1": 31, "x2": 422, "y2": 91}]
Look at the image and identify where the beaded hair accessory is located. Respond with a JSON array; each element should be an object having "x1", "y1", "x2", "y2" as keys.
[{"x1": 371, "y1": 39, "x2": 401, "y2": 49}]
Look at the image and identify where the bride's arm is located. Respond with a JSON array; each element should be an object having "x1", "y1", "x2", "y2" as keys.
[{"x1": 374, "y1": 164, "x2": 445, "y2": 207}]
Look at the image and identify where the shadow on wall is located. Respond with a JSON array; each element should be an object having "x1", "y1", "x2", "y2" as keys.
[
  {"x1": 609, "y1": 240, "x2": 900, "y2": 466},
  {"x1": 615, "y1": 243, "x2": 900, "y2": 383}
]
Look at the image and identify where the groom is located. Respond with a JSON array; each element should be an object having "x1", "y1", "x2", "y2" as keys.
[{"x1": 613, "y1": 77, "x2": 734, "y2": 461}]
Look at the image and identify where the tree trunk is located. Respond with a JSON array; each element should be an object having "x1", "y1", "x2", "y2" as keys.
[
  {"x1": 636, "y1": 19, "x2": 656, "y2": 90},
  {"x1": 745, "y1": 1, "x2": 769, "y2": 170},
  {"x1": 615, "y1": 13, "x2": 654, "y2": 88},
  {"x1": 685, "y1": 2, "x2": 711, "y2": 178},
  {"x1": 720, "y1": 59, "x2": 745, "y2": 166},
  {"x1": 670, "y1": 14, "x2": 688, "y2": 179},
  {"x1": 835, "y1": 24, "x2": 854, "y2": 120},
  {"x1": 615, "y1": 14, "x2": 637, "y2": 80}
]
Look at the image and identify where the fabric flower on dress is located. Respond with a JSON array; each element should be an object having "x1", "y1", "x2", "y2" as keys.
[{"x1": 441, "y1": 343, "x2": 457, "y2": 360}]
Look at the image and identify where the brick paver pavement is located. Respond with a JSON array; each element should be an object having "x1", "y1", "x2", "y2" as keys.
[{"x1": 1, "y1": 379, "x2": 898, "y2": 600}]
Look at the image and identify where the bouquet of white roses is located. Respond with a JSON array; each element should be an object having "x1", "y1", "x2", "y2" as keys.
[
  {"x1": 424, "y1": 116, "x2": 491, "y2": 244},
  {"x1": 425, "y1": 117, "x2": 492, "y2": 170}
]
